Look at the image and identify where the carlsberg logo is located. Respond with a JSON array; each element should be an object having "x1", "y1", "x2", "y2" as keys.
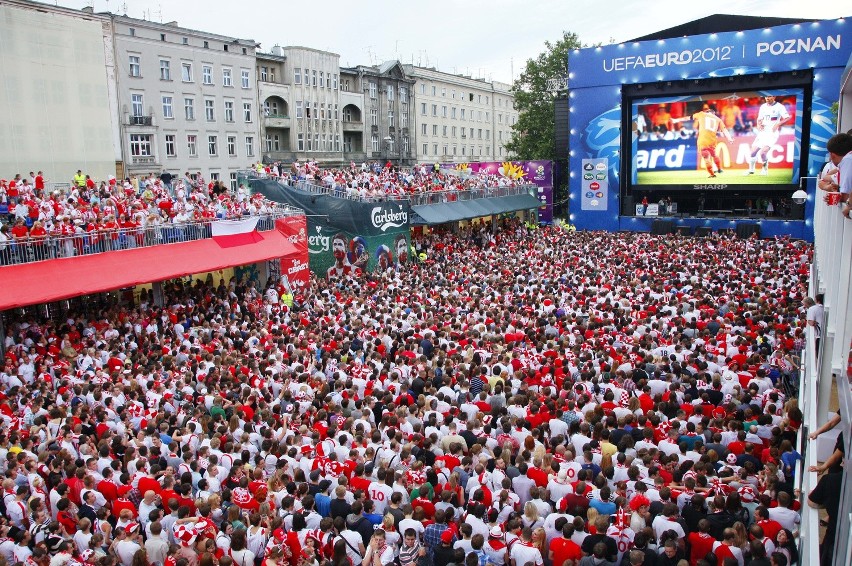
[{"x1": 371, "y1": 207, "x2": 408, "y2": 231}]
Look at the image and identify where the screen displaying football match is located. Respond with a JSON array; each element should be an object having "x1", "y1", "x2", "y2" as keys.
[{"x1": 629, "y1": 89, "x2": 805, "y2": 187}]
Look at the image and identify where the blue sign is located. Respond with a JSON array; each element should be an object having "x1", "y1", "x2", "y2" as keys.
[{"x1": 566, "y1": 18, "x2": 852, "y2": 241}]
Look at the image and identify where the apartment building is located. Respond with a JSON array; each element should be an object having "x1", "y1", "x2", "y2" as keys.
[
  {"x1": 112, "y1": 15, "x2": 259, "y2": 188},
  {"x1": 406, "y1": 66, "x2": 517, "y2": 164},
  {"x1": 341, "y1": 61, "x2": 416, "y2": 165}
]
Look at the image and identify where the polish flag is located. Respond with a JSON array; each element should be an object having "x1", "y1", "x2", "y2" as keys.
[{"x1": 211, "y1": 217, "x2": 262, "y2": 247}]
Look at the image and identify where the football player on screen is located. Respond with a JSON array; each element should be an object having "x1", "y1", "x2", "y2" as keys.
[
  {"x1": 745, "y1": 95, "x2": 790, "y2": 175},
  {"x1": 692, "y1": 104, "x2": 733, "y2": 178}
]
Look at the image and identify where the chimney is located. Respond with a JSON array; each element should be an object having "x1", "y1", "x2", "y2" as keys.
[
  {"x1": 271, "y1": 45, "x2": 283, "y2": 56},
  {"x1": 81, "y1": 6, "x2": 94, "y2": 13}
]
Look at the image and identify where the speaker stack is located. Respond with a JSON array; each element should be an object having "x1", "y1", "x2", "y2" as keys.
[
  {"x1": 735, "y1": 223, "x2": 761, "y2": 239},
  {"x1": 651, "y1": 220, "x2": 674, "y2": 235}
]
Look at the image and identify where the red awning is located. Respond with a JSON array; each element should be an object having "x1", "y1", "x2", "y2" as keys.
[{"x1": 0, "y1": 230, "x2": 299, "y2": 310}]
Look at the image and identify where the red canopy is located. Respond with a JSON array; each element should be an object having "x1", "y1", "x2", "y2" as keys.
[{"x1": 0, "y1": 230, "x2": 299, "y2": 310}]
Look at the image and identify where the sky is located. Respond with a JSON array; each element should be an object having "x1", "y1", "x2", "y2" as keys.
[{"x1": 56, "y1": 0, "x2": 849, "y2": 84}]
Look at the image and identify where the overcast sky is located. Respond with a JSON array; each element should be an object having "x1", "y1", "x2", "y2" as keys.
[{"x1": 58, "y1": 0, "x2": 849, "y2": 84}]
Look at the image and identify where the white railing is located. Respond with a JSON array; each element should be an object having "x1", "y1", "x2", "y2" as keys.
[
  {"x1": 798, "y1": 325, "x2": 821, "y2": 566},
  {"x1": 802, "y1": 188, "x2": 852, "y2": 566}
]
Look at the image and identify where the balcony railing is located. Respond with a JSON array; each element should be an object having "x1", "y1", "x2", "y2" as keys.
[
  {"x1": 131, "y1": 156, "x2": 158, "y2": 165},
  {"x1": 0, "y1": 208, "x2": 301, "y2": 267},
  {"x1": 129, "y1": 115, "x2": 153, "y2": 126},
  {"x1": 798, "y1": 182, "x2": 852, "y2": 566}
]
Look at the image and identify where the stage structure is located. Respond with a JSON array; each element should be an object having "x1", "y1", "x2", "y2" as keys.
[{"x1": 568, "y1": 18, "x2": 851, "y2": 240}]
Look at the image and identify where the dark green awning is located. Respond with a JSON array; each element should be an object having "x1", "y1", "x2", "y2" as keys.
[{"x1": 411, "y1": 193, "x2": 541, "y2": 225}]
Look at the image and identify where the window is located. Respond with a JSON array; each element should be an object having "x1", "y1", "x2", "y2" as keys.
[
  {"x1": 451, "y1": 89, "x2": 456, "y2": 99},
  {"x1": 432, "y1": 125, "x2": 437, "y2": 136},
  {"x1": 294, "y1": 68, "x2": 302, "y2": 84},
  {"x1": 306, "y1": 134, "x2": 312, "y2": 151},
  {"x1": 388, "y1": 109, "x2": 394, "y2": 127},
  {"x1": 485, "y1": 112, "x2": 490, "y2": 121},
  {"x1": 370, "y1": 107, "x2": 378, "y2": 126},
  {"x1": 227, "y1": 136, "x2": 236, "y2": 156},
  {"x1": 160, "y1": 33, "x2": 166, "y2": 42},
  {"x1": 461, "y1": 108, "x2": 466, "y2": 120},
  {"x1": 129, "y1": 134, "x2": 152, "y2": 156},
  {"x1": 452, "y1": 126, "x2": 457, "y2": 137},
  {"x1": 165, "y1": 134, "x2": 176, "y2": 157},
  {"x1": 129, "y1": 27, "x2": 135, "y2": 36},
  {"x1": 421, "y1": 103, "x2": 426, "y2": 116},
  {"x1": 319, "y1": 71, "x2": 324, "y2": 88},
  {"x1": 387, "y1": 85, "x2": 394, "y2": 101},
  {"x1": 401, "y1": 111, "x2": 408, "y2": 128},
  {"x1": 243, "y1": 102, "x2": 252, "y2": 122},
  {"x1": 485, "y1": 130, "x2": 490, "y2": 140},
  {"x1": 230, "y1": 172, "x2": 238, "y2": 191},
  {"x1": 422, "y1": 143, "x2": 428, "y2": 156},
  {"x1": 241, "y1": 69, "x2": 250, "y2": 88},
  {"x1": 371, "y1": 134, "x2": 379, "y2": 152},
  {"x1": 182, "y1": 37, "x2": 188, "y2": 45},
  {"x1": 462, "y1": 146, "x2": 466, "y2": 156},
  {"x1": 210, "y1": 173, "x2": 220, "y2": 182},
  {"x1": 431, "y1": 104, "x2": 437, "y2": 117},
  {"x1": 260, "y1": 66, "x2": 268, "y2": 81},
  {"x1": 184, "y1": 98, "x2": 195, "y2": 120},
  {"x1": 202, "y1": 65, "x2": 213, "y2": 85},
  {"x1": 451, "y1": 107, "x2": 456, "y2": 119},
  {"x1": 369, "y1": 82, "x2": 377, "y2": 99},
  {"x1": 433, "y1": 143, "x2": 438, "y2": 155},
  {"x1": 222, "y1": 68, "x2": 232, "y2": 87},
  {"x1": 181, "y1": 62, "x2": 192, "y2": 82},
  {"x1": 265, "y1": 134, "x2": 280, "y2": 152},
  {"x1": 485, "y1": 96, "x2": 489, "y2": 104},
  {"x1": 334, "y1": 104, "x2": 339, "y2": 120},
  {"x1": 159, "y1": 60, "x2": 171, "y2": 81},
  {"x1": 129, "y1": 55, "x2": 141, "y2": 77},
  {"x1": 420, "y1": 84, "x2": 425, "y2": 94},
  {"x1": 205, "y1": 99, "x2": 215, "y2": 121},
  {"x1": 478, "y1": 128, "x2": 482, "y2": 139},
  {"x1": 498, "y1": 113, "x2": 503, "y2": 124},
  {"x1": 131, "y1": 93, "x2": 144, "y2": 117},
  {"x1": 187, "y1": 134, "x2": 197, "y2": 156},
  {"x1": 224, "y1": 100, "x2": 234, "y2": 122},
  {"x1": 295, "y1": 100, "x2": 303, "y2": 118},
  {"x1": 297, "y1": 133, "x2": 304, "y2": 151},
  {"x1": 432, "y1": 86, "x2": 436, "y2": 96},
  {"x1": 342, "y1": 106, "x2": 352, "y2": 122},
  {"x1": 442, "y1": 106, "x2": 447, "y2": 118},
  {"x1": 442, "y1": 125, "x2": 447, "y2": 137},
  {"x1": 421, "y1": 123, "x2": 427, "y2": 135},
  {"x1": 453, "y1": 145, "x2": 457, "y2": 155},
  {"x1": 312, "y1": 70, "x2": 317, "y2": 86},
  {"x1": 333, "y1": 74, "x2": 338, "y2": 89},
  {"x1": 403, "y1": 136, "x2": 409, "y2": 154},
  {"x1": 400, "y1": 87, "x2": 408, "y2": 103},
  {"x1": 343, "y1": 136, "x2": 352, "y2": 152},
  {"x1": 208, "y1": 135, "x2": 217, "y2": 156},
  {"x1": 443, "y1": 144, "x2": 448, "y2": 155},
  {"x1": 162, "y1": 96, "x2": 173, "y2": 119}
]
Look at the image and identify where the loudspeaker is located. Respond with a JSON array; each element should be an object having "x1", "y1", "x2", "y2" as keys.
[
  {"x1": 651, "y1": 220, "x2": 674, "y2": 235},
  {"x1": 675, "y1": 226, "x2": 691, "y2": 236},
  {"x1": 622, "y1": 195, "x2": 634, "y2": 216},
  {"x1": 554, "y1": 96, "x2": 570, "y2": 160},
  {"x1": 695, "y1": 227, "x2": 712, "y2": 237},
  {"x1": 790, "y1": 201, "x2": 805, "y2": 219},
  {"x1": 736, "y1": 223, "x2": 760, "y2": 239}
]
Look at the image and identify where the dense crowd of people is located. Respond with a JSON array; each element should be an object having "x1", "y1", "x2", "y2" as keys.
[
  {"x1": 0, "y1": 216, "x2": 825, "y2": 566},
  {"x1": 0, "y1": 170, "x2": 280, "y2": 263},
  {"x1": 257, "y1": 161, "x2": 527, "y2": 201}
]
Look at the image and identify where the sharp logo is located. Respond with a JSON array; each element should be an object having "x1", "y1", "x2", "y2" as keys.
[
  {"x1": 308, "y1": 225, "x2": 329, "y2": 254},
  {"x1": 693, "y1": 184, "x2": 728, "y2": 190},
  {"x1": 371, "y1": 207, "x2": 408, "y2": 231}
]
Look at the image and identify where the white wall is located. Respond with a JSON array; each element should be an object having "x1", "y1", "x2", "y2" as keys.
[{"x1": 0, "y1": 5, "x2": 117, "y2": 183}]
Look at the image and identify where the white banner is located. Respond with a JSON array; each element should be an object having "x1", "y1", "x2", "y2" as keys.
[{"x1": 211, "y1": 217, "x2": 259, "y2": 237}]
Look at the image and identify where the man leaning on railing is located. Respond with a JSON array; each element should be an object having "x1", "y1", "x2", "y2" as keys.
[{"x1": 818, "y1": 132, "x2": 852, "y2": 218}]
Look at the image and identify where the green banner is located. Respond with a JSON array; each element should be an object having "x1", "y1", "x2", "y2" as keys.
[{"x1": 309, "y1": 222, "x2": 410, "y2": 279}]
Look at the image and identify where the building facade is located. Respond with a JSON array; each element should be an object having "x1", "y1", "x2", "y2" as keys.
[
  {"x1": 0, "y1": 0, "x2": 121, "y2": 183},
  {"x1": 111, "y1": 15, "x2": 259, "y2": 188},
  {"x1": 342, "y1": 62, "x2": 416, "y2": 165},
  {"x1": 406, "y1": 66, "x2": 517, "y2": 164},
  {"x1": 338, "y1": 68, "x2": 367, "y2": 164}
]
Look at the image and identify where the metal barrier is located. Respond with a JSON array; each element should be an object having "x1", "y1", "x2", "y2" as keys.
[
  {"x1": 236, "y1": 169, "x2": 537, "y2": 204},
  {"x1": 0, "y1": 208, "x2": 301, "y2": 267},
  {"x1": 800, "y1": 185, "x2": 852, "y2": 566}
]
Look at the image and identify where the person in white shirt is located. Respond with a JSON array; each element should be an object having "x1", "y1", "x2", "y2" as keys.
[{"x1": 766, "y1": 492, "x2": 800, "y2": 533}]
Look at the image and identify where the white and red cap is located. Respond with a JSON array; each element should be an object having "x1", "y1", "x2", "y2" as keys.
[
  {"x1": 738, "y1": 485, "x2": 757, "y2": 503},
  {"x1": 174, "y1": 524, "x2": 198, "y2": 547}
]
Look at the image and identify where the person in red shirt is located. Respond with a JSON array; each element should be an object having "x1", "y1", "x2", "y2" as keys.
[
  {"x1": 687, "y1": 519, "x2": 716, "y2": 566},
  {"x1": 548, "y1": 522, "x2": 583, "y2": 566}
]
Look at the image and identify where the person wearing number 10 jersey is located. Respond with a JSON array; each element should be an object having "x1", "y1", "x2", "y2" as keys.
[{"x1": 692, "y1": 104, "x2": 732, "y2": 178}]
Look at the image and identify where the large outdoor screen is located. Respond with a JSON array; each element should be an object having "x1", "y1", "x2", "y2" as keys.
[{"x1": 628, "y1": 86, "x2": 806, "y2": 189}]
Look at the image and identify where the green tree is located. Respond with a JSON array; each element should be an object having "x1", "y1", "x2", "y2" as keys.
[{"x1": 506, "y1": 31, "x2": 583, "y2": 161}]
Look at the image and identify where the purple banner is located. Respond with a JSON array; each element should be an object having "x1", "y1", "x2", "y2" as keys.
[{"x1": 429, "y1": 161, "x2": 554, "y2": 223}]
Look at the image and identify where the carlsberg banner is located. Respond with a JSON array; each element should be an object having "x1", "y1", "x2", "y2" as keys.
[{"x1": 304, "y1": 201, "x2": 411, "y2": 279}]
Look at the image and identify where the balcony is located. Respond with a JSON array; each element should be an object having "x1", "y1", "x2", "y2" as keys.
[
  {"x1": 342, "y1": 120, "x2": 363, "y2": 132},
  {"x1": 263, "y1": 114, "x2": 291, "y2": 128},
  {"x1": 130, "y1": 155, "x2": 159, "y2": 166},
  {"x1": 128, "y1": 115, "x2": 153, "y2": 126}
]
